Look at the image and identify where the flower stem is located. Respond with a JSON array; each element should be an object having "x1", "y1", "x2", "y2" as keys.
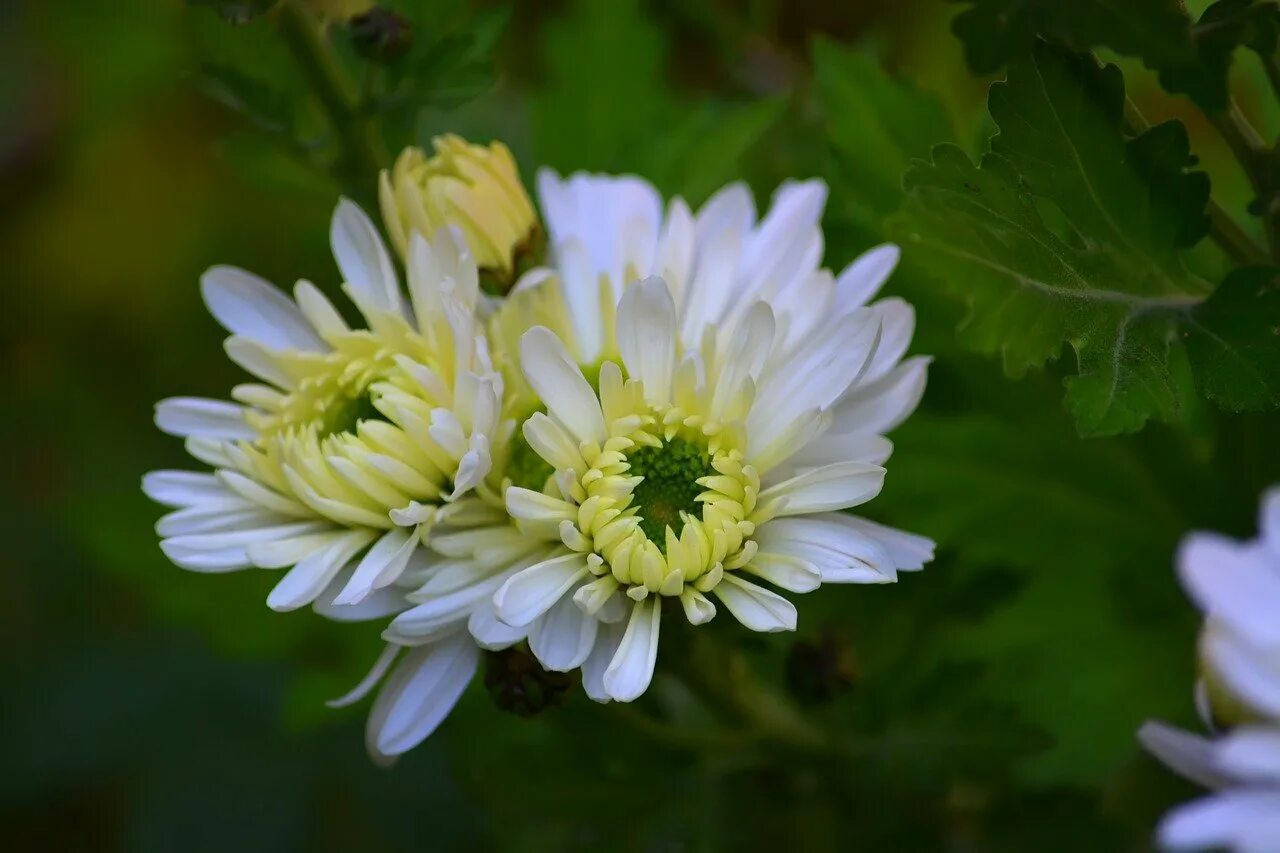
[
  {"x1": 1209, "y1": 102, "x2": 1279, "y2": 259},
  {"x1": 677, "y1": 629, "x2": 830, "y2": 754},
  {"x1": 1124, "y1": 95, "x2": 1268, "y2": 266},
  {"x1": 277, "y1": 0, "x2": 386, "y2": 197}
]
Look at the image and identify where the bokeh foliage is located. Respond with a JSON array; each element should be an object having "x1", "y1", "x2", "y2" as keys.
[{"x1": 6, "y1": 0, "x2": 1280, "y2": 850}]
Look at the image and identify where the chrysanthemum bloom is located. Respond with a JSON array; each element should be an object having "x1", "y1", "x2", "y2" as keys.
[
  {"x1": 379, "y1": 135, "x2": 539, "y2": 289},
  {"x1": 382, "y1": 173, "x2": 933, "y2": 705},
  {"x1": 1139, "y1": 488, "x2": 1280, "y2": 851},
  {"x1": 144, "y1": 200, "x2": 504, "y2": 613}
]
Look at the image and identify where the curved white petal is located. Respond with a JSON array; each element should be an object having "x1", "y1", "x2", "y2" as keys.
[
  {"x1": 713, "y1": 574, "x2": 797, "y2": 632},
  {"x1": 331, "y1": 198, "x2": 402, "y2": 316},
  {"x1": 834, "y1": 243, "x2": 899, "y2": 309},
  {"x1": 617, "y1": 276, "x2": 677, "y2": 406},
  {"x1": 603, "y1": 598, "x2": 661, "y2": 702},
  {"x1": 367, "y1": 634, "x2": 479, "y2": 759},
  {"x1": 519, "y1": 326, "x2": 606, "y2": 444},
  {"x1": 1179, "y1": 533, "x2": 1280, "y2": 647},
  {"x1": 155, "y1": 398, "x2": 254, "y2": 441},
  {"x1": 493, "y1": 552, "x2": 590, "y2": 628},
  {"x1": 760, "y1": 462, "x2": 886, "y2": 516},
  {"x1": 1158, "y1": 790, "x2": 1280, "y2": 853},
  {"x1": 528, "y1": 591, "x2": 599, "y2": 672},
  {"x1": 1138, "y1": 721, "x2": 1236, "y2": 790},
  {"x1": 201, "y1": 265, "x2": 325, "y2": 352},
  {"x1": 266, "y1": 529, "x2": 375, "y2": 612}
]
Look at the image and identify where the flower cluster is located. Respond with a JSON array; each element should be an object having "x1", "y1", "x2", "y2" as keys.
[
  {"x1": 146, "y1": 136, "x2": 933, "y2": 761},
  {"x1": 1140, "y1": 488, "x2": 1280, "y2": 852}
]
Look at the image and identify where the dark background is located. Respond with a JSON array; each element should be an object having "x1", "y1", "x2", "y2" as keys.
[{"x1": 3, "y1": 1, "x2": 1274, "y2": 850}]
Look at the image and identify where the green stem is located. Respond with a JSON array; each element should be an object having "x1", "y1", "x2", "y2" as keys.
[
  {"x1": 277, "y1": 0, "x2": 386, "y2": 195},
  {"x1": 1124, "y1": 96, "x2": 1267, "y2": 266},
  {"x1": 1207, "y1": 199, "x2": 1269, "y2": 266},
  {"x1": 677, "y1": 629, "x2": 830, "y2": 754},
  {"x1": 1262, "y1": 51, "x2": 1280, "y2": 106},
  {"x1": 1209, "y1": 102, "x2": 1278, "y2": 258}
]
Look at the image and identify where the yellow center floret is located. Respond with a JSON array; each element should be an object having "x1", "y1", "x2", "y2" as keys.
[
  {"x1": 538, "y1": 363, "x2": 777, "y2": 622},
  {"x1": 228, "y1": 317, "x2": 474, "y2": 530}
]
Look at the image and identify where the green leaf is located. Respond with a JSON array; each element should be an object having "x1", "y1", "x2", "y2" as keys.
[
  {"x1": 879, "y1": 408, "x2": 1198, "y2": 784},
  {"x1": 532, "y1": 0, "x2": 670, "y2": 172},
  {"x1": 1187, "y1": 266, "x2": 1280, "y2": 409},
  {"x1": 1158, "y1": 0, "x2": 1280, "y2": 112},
  {"x1": 950, "y1": 0, "x2": 1195, "y2": 74},
  {"x1": 812, "y1": 37, "x2": 955, "y2": 234},
  {"x1": 200, "y1": 64, "x2": 296, "y2": 137},
  {"x1": 888, "y1": 42, "x2": 1217, "y2": 435},
  {"x1": 639, "y1": 96, "x2": 788, "y2": 206}
]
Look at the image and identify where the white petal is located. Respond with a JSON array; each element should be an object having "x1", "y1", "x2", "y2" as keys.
[
  {"x1": 713, "y1": 574, "x2": 797, "y2": 632},
  {"x1": 528, "y1": 591, "x2": 599, "y2": 671},
  {"x1": 332, "y1": 528, "x2": 418, "y2": 605},
  {"x1": 1203, "y1": 630, "x2": 1280, "y2": 719},
  {"x1": 617, "y1": 276, "x2": 677, "y2": 406},
  {"x1": 331, "y1": 198, "x2": 401, "y2": 316},
  {"x1": 1179, "y1": 533, "x2": 1280, "y2": 646},
  {"x1": 695, "y1": 181, "x2": 755, "y2": 245},
  {"x1": 201, "y1": 265, "x2": 325, "y2": 351},
  {"x1": 760, "y1": 462, "x2": 886, "y2": 516},
  {"x1": 834, "y1": 244, "x2": 899, "y2": 309},
  {"x1": 327, "y1": 643, "x2": 400, "y2": 708},
  {"x1": 493, "y1": 552, "x2": 590, "y2": 627},
  {"x1": 860, "y1": 297, "x2": 915, "y2": 384},
  {"x1": 1138, "y1": 721, "x2": 1236, "y2": 789},
  {"x1": 756, "y1": 514, "x2": 900, "y2": 584},
  {"x1": 581, "y1": 621, "x2": 625, "y2": 703},
  {"x1": 832, "y1": 355, "x2": 930, "y2": 437},
  {"x1": 313, "y1": 575, "x2": 406, "y2": 622},
  {"x1": 388, "y1": 574, "x2": 506, "y2": 641},
  {"x1": 224, "y1": 337, "x2": 296, "y2": 389},
  {"x1": 142, "y1": 470, "x2": 231, "y2": 508},
  {"x1": 367, "y1": 634, "x2": 479, "y2": 758},
  {"x1": 519, "y1": 326, "x2": 606, "y2": 444},
  {"x1": 155, "y1": 397, "x2": 254, "y2": 440},
  {"x1": 603, "y1": 599, "x2": 661, "y2": 702},
  {"x1": 745, "y1": 553, "x2": 823, "y2": 592},
  {"x1": 838, "y1": 516, "x2": 934, "y2": 571},
  {"x1": 468, "y1": 602, "x2": 528, "y2": 650},
  {"x1": 1216, "y1": 726, "x2": 1280, "y2": 781},
  {"x1": 266, "y1": 529, "x2": 375, "y2": 611},
  {"x1": 1159, "y1": 790, "x2": 1280, "y2": 852}
]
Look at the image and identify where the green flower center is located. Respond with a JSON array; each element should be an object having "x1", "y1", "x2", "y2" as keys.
[
  {"x1": 320, "y1": 389, "x2": 388, "y2": 438},
  {"x1": 507, "y1": 430, "x2": 556, "y2": 492},
  {"x1": 627, "y1": 437, "x2": 715, "y2": 551}
]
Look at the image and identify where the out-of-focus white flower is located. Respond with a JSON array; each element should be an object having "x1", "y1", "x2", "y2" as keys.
[
  {"x1": 379, "y1": 136, "x2": 539, "y2": 286},
  {"x1": 1140, "y1": 723, "x2": 1280, "y2": 851},
  {"x1": 387, "y1": 173, "x2": 933, "y2": 705},
  {"x1": 1181, "y1": 488, "x2": 1280, "y2": 725},
  {"x1": 143, "y1": 199, "x2": 505, "y2": 614},
  {"x1": 1140, "y1": 488, "x2": 1280, "y2": 851}
]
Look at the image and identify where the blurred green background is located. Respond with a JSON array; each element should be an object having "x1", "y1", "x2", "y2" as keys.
[{"x1": 6, "y1": 0, "x2": 1280, "y2": 850}]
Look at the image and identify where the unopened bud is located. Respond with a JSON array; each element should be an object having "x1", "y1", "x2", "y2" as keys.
[
  {"x1": 347, "y1": 7, "x2": 413, "y2": 63},
  {"x1": 380, "y1": 136, "x2": 541, "y2": 294},
  {"x1": 484, "y1": 646, "x2": 576, "y2": 717},
  {"x1": 785, "y1": 630, "x2": 859, "y2": 705}
]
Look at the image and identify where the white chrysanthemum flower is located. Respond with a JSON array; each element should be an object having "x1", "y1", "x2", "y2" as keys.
[
  {"x1": 1140, "y1": 723, "x2": 1280, "y2": 852},
  {"x1": 1139, "y1": 488, "x2": 1280, "y2": 851},
  {"x1": 143, "y1": 199, "x2": 505, "y2": 613},
  {"x1": 384, "y1": 173, "x2": 933, "y2": 705}
]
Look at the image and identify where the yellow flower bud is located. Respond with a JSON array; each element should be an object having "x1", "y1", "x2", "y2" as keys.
[{"x1": 379, "y1": 136, "x2": 540, "y2": 290}]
